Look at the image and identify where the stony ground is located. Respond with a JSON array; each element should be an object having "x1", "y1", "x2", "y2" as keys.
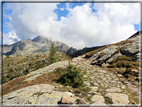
[
  {"x1": 2, "y1": 52, "x2": 140, "y2": 106},
  {"x1": 2, "y1": 84, "x2": 78, "y2": 105}
]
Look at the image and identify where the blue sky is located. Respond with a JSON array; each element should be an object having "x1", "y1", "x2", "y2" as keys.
[{"x1": 2, "y1": 3, "x2": 141, "y2": 49}]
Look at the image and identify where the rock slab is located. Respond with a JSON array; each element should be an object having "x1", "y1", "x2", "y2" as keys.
[{"x1": 105, "y1": 93, "x2": 129, "y2": 104}]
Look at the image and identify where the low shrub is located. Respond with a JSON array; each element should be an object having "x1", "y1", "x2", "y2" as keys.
[
  {"x1": 23, "y1": 69, "x2": 29, "y2": 75},
  {"x1": 108, "y1": 56, "x2": 138, "y2": 68},
  {"x1": 110, "y1": 56, "x2": 132, "y2": 64},
  {"x1": 82, "y1": 87, "x2": 91, "y2": 93},
  {"x1": 57, "y1": 63, "x2": 83, "y2": 88}
]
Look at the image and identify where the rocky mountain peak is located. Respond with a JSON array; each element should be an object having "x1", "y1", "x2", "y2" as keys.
[
  {"x1": 32, "y1": 36, "x2": 51, "y2": 44},
  {"x1": 3, "y1": 36, "x2": 76, "y2": 55}
]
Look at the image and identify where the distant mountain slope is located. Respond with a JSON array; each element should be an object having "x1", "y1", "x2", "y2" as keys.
[
  {"x1": 3, "y1": 41, "x2": 22, "y2": 53},
  {"x1": 3, "y1": 36, "x2": 77, "y2": 56},
  {"x1": 70, "y1": 45, "x2": 105, "y2": 58},
  {"x1": 127, "y1": 30, "x2": 142, "y2": 39}
]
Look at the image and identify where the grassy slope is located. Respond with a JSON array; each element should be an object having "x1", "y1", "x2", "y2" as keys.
[{"x1": 3, "y1": 52, "x2": 72, "y2": 83}]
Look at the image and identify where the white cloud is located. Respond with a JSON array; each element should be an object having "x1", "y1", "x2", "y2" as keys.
[
  {"x1": 3, "y1": 3, "x2": 140, "y2": 49},
  {"x1": 60, "y1": 7, "x2": 64, "y2": 11},
  {"x1": 3, "y1": 30, "x2": 21, "y2": 45}
]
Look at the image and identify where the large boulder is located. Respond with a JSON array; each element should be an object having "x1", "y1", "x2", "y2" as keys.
[
  {"x1": 105, "y1": 93, "x2": 129, "y2": 104},
  {"x1": 77, "y1": 99, "x2": 87, "y2": 104},
  {"x1": 90, "y1": 95, "x2": 105, "y2": 104},
  {"x1": 60, "y1": 95, "x2": 74, "y2": 104}
]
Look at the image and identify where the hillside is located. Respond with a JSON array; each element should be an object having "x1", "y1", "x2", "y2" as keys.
[
  {"x1": 2, "y1": 52, "x2": 72, "y2": 83},
  {"x1": 2, "y1": 31, "x2": 141, "y2": 106}
]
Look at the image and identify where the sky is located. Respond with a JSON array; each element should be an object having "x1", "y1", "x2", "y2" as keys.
[{"x1": 2, "y1": 1, "x2": 141, "y2": 49}]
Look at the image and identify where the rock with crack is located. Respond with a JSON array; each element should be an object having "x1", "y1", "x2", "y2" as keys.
[
  {"x1": 91, "y1": 45, "x2": 118, "y2": 66},
  {"x1": 105, "y1": 93, "x2": 129, "y2": 104}
]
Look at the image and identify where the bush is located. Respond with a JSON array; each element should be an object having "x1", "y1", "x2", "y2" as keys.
[{"x1": 58, "y1": 63, "x2": 83, "y2": 88}]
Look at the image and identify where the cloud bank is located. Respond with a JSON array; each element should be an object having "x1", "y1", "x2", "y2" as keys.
[{"x1": 3, "y1": 3, "x2": 140, "y2": 49}]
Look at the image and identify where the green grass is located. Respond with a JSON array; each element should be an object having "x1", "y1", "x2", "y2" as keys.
[{"x1": 33, "y1": 92, "x2": 44, "y2": 97}]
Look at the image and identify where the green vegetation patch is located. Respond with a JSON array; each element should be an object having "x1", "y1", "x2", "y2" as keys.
[
  {"x1": 57, "y1": 63, "x2": 84, "y2": 88},
  {"x1": 107, "y1": 55, "x2": 139, "y2": 84},
  {"x1": 108, "y1": 56, "x2": 139, "y2": 68},
  {"x1": 33, "y1": 92, "x2": 44, "y2": 97}
]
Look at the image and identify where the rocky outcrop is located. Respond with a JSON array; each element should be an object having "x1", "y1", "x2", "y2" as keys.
[
  {"x1": 91, "y1": 45, "x2": 118, "y2": 66},
  {"x1": 120, "y1": 36, "x2": 139, "y2": 62},
  {"x1": 24, "y1": 61, "x2": 69, "y2": 81}
]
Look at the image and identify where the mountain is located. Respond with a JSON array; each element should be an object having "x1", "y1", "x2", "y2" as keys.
[
  {"x1": 66, "y1": 47, "x2": 77, "y2": 55},
  {"x1": 3, "y1": 36, "x2": 76, "y2": 55},
  {"x1": 3, "y1": 41, "x2": 22, "y2": 53},
  {"x1": 2, "y1": 31, "x2": 141, "y2": 105}
]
